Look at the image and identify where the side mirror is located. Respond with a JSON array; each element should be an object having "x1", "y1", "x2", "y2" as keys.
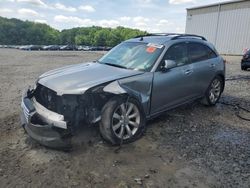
[{"x1": 161, "y1": 60, "x2": 177, "y2": 71}]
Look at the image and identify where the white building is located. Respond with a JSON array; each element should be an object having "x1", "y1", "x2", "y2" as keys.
[{"x1": 185, "y1": 0, "x2": 250, "y2": 55}]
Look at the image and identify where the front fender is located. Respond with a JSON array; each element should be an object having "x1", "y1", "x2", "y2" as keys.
[{"x1": 103, "y1": 73, "x2": 153, "y2": 116}]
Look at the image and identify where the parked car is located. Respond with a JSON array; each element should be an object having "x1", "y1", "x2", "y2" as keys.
[
  {"x1": 20, "y1": 33, "x2": 225, "y2": 148},
  {"x1": 76, "y1": 45, "x2": 91, "y2": 51},
  {"x1": 2, "y1": 45, "x2": 9, "y2": 48},
  {"x1": 105, "y1": 46, "x2": 112, "y2": 51},
  {"x1": 82, "y1": 46, "x2": 92, "y2": 51},
  {"x1": 88, "y1": 46, "x2": 97, "y2": 51},
  {"x1": 241, "y1": 49, "x2": 250, "y2": 70},
  {"x1": 20, "y1": 45, "x2": 42, "y2": 51},
  {"x1": 60, "y1": 45, "x2": 77, "y2": 51},
  {"x1": 92, "y1": 46, "x2": 108, "y2": 51},
  {"x1": 42, "y1": 45, "x2": 60, "y2": 51},
  {"x1": 76, "y1": 45, "x2": 84, "y2": 51}
]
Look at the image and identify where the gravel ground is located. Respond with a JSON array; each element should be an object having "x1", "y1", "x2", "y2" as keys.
[{"x1": 0, "y1": 49, "x2": 249, "y2": 188}]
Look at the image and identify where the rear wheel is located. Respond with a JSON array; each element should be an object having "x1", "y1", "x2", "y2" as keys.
[
  {"x1": 201, "y1": 76, "x2": 223, "y2": 106},
  {"x1": 99, "y1": 97, "x2": 146, "y2": 145}
]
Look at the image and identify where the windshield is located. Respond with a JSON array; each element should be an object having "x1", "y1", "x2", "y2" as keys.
[{"x1": 99, "y1": 42, "x2": 164, "y2": 71}]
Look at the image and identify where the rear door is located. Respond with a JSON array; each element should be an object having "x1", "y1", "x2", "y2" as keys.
[
  {"x1": 151, "y1": 42, "x2": 196, "y2": 114},
  {"x1": 187, "y1": 42, "x2": 218, "y2": 96}
]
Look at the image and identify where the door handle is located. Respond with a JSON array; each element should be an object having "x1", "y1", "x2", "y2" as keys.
[
  {"x1": 184, "y1": 70, "x2": 192, "y2": 75},
  {"x1": 210, "y1": 63, "x2": 215, "y2": 68}
]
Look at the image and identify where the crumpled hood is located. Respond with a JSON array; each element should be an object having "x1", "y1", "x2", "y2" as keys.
[{"x1": 38, "y1": 62, "x2": 143, "y2": 95}]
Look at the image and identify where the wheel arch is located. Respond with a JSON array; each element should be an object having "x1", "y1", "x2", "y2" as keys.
[
  {"x1": 84, "y1": 81, "x2": 147, "y2": 124},
  {"x1": 216, "y1": 73, "x2": 225, "y2": 92},
  {"x1": 99, "y1": 92, "x2": 146, "y2": 145}
]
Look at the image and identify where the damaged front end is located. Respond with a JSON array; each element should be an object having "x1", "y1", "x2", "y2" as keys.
[
  {"x1": 20, "y1": 71, "x2": 153, "y2": 149},
  {"x1": 20, "y1": 84, "x2": 106, "y2": 149},
  {"x1": 21, "y1": 88, "x2": 71, "y2": 149}
]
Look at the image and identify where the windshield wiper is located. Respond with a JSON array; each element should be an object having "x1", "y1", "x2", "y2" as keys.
[{"x1": 102, "y1": 62, "x2": 127, "y2": 69}]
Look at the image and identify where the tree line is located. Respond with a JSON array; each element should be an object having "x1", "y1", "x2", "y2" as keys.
[{"x1": 0, "y1": 16, "x2": 147, "y2": 47}]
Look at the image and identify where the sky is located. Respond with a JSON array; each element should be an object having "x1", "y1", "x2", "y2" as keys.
[{"x1": 0, "y1": 0, "x2": 229, "y2": 32}]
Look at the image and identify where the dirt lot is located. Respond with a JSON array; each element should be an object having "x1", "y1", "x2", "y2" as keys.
[{"x1": 0, "y1": 49, "x2": 249, "y2": 188}]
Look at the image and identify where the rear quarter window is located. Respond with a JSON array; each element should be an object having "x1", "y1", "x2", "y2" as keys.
[{"x1": 188, "y1": 42, "x2": 217, "y2": 63}]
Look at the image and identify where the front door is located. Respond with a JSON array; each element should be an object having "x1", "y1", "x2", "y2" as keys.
[{"x1": 150, "y1": 42, "x2": 196, "y2": 115}]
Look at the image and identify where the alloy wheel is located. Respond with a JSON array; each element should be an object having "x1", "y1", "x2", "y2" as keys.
[
  {"x1": 112, "y1": 102, "x2": 140, "y2": 139},
  {"x1": 209, "y1": 78, "x2": 222, "y2": 103}
]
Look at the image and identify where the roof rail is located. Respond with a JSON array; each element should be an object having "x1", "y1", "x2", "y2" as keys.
[
  {"x1": 134, "y1": 33, "x2": 207, "y2": 41},
  {"x1": 171, "y1": 34, "x2": 207, "y2": 41},
  {"x1": 134, "y1": 33, "x2": 180, "y2": 38}
]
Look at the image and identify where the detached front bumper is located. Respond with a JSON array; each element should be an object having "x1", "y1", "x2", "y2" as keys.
[{"x1": 20, "y1": 90, "x2": 71, "y2": 149}]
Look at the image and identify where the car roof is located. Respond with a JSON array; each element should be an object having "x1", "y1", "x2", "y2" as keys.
[
  {"x1": 126, "y1": 33, "x2": 207, "y2": 45},
  {"x1": 126, "y1": 36, "x2": 173, "y2": 45}
]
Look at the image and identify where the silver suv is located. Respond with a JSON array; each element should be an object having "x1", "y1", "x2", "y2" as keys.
[{"x1": 20, "y1": 34, "x2": 225, "y2": 148}]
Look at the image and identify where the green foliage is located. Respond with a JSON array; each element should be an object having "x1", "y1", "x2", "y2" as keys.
[
  {"x1": 0, "y1": 16, "x2": 147, "y2": 46},
  {"x1": 0, "y1": 17, "x2": 60, "y2": 45},
  {"x1": 62, "y1": 26, "x2": 147, "y2": 47}
]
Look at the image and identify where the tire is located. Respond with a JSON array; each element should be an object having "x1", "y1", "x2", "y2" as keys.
[
  {"x1": 201, "y1": 76, "x2": 223, "y2": 106},
  {"x1": 241, "y1": 66, "x2": 247, "y2": 71},
  {"x1": 99, "y1": 97, "x2": 146, "y2": 145}
]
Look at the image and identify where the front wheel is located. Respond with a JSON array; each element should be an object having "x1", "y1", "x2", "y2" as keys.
[
  {"x1": 201, "y1": 76, "x2": 223, "y2": 106},
  {"x1": 99, "y1": 97, "x2": 146, "y2": 145}
]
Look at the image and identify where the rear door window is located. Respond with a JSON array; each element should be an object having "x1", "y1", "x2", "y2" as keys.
[{"x1": 188, "y1": 42, "x2": 217, "y2": 63}]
